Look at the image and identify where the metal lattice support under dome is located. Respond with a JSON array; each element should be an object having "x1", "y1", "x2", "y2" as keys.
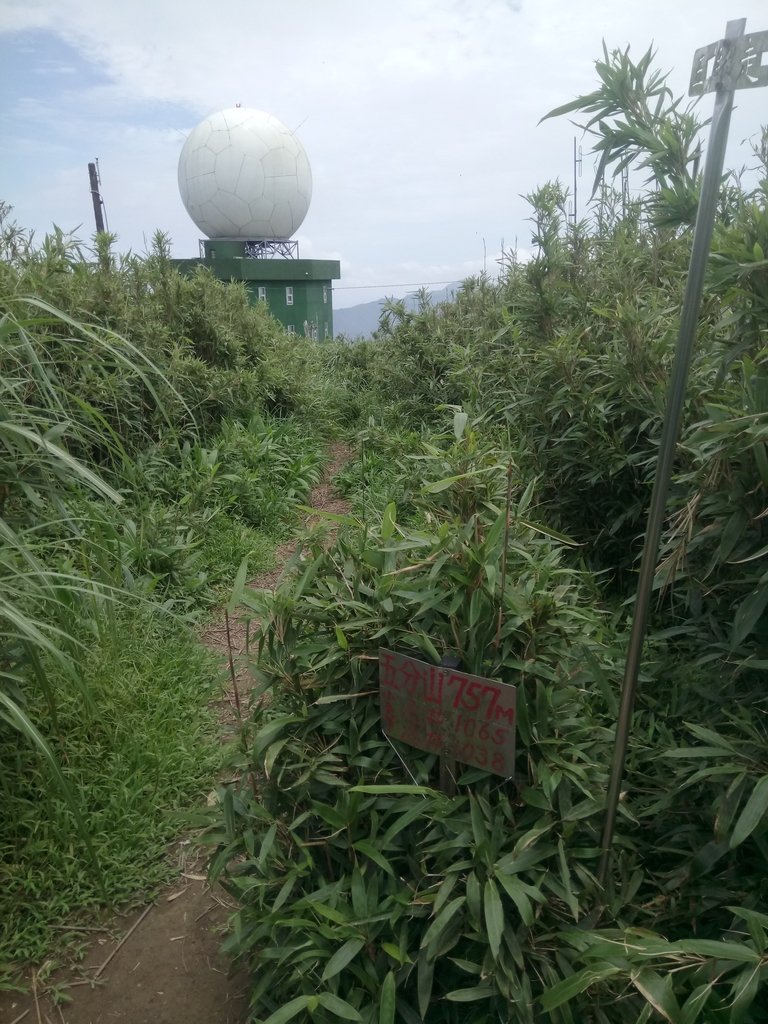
[{"x1": 198, "y1": 238, "x2": 300, "y2": 260}]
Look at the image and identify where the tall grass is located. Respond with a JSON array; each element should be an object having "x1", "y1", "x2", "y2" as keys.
[
  {"x1": 0, "y1": 606, "x2": 223, "y2": 970},
  {"x1": 0, "y1": 301, "x2": 140, "y2": 865},
  {"x1": 0, "y1": 208, "x2": 362, "y2": 981}
]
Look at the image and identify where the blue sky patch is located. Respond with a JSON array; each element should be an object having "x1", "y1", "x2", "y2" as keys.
[
  {"x1": 0, "y1": 28, "x2": 197, "y2": 133},
  {"x1": 0, "y1": 29, "x2": 110, "y2": 105}
]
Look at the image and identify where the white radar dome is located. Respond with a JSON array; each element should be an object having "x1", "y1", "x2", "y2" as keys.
[{"x1": 177, "y1": 107, "x2": 312, "y2": 240}]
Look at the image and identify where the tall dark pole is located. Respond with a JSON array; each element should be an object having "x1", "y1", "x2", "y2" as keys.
[
  {"x1": 88, "y1": 162, "x2": 105, "y2": 233},
  {"x1": 597, "y1": 18, "x2": 763, "y2": 888}
]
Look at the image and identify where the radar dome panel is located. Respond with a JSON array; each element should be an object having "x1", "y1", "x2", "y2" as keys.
[
  {"x1": 206, "y1": 129, "x2": 233, "y2": 155},
  {"x1": 178, "y1": 107, "x2": 312, "y2": 239},
  {"x1": 184, "y1": 171, "x2": 219, "y2": 206}
]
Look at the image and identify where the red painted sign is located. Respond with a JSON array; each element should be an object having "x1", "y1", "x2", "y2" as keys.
[{"x1": 378, "y1": 649, "x2": 516, "y2": 778}]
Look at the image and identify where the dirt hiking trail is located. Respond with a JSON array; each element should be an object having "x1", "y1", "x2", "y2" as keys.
[{"x1": 0, "y1": 443, "x2": 353, "y2": 1024}]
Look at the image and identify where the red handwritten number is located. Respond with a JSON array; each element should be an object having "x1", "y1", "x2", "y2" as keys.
[
  {"x1": 484, "y1": 687, "x2": 500, "y2": 721},
  {"x1": 380, "y1": 652, "x2": 514, "y2": 776},
  {"x1": 462, "y1": 681, "x2": 484, "y2": 712},
  {"x1": 449, "y1": 675, "x2": 468, "y2": 709}
]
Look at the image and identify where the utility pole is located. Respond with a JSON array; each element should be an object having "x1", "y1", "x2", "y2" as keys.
[{"x1": 88, "y1": 161, "x2": 105, "y2": 233}]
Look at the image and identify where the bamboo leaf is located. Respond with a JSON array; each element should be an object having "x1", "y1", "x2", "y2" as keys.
[
  {"x1": 631, "y1": 968, "x2": 681, "y2": 1023},
  {"x1": 730, "y1": 776, "x2": 768, "y2": 849},
  {"x1": 317, "y1": 993, "x2": 363, "y2": 1021},
  {"x1": 421, "y1": 896, "x2": 465, "y2": 952},
  {"x1": 680, "y1": 983, "x2": 715, "y2": 1024},
  {"x1": 445, "y1": 986, "x2": 495, "y2": 1002},
  {"x1": 353, "y1": 840, "x2": 394, "y2": 876},
  {"x1": 257, "y1": 823, "x2": 278, "y2": 870},
  {"x1": 495, "y1": 873, "x2": 534, "y2": 926},
  {"x1": 483, "y1": 879, "x2": 504, "y2": 959},
  {"x1": 227, "y1": 556, "x2": 249, "y2": 614},
  {"x1": 261, "y1": 996, "x2": 312, "y2": 1024},
  {"x1": 417, "y1": 948, "x2": 434, "y2": 1018},
  {"x1": 272, "y1": 875, "x2": 297, "y2": 912},
  {"x1": 729, "y1": 965, "x2": 760, "y2": 1021},
  {"x1": 420, "y1": 467, "x2": 495, "y2": 494},
  {"x1": 381, "y1": 501, "x2": 397, "y2": 540},
  {"x1": 379, "y1": 970, "x2": 396, "y2": 1024},
  {"x1": 732, "y1": 587, "x2": 768, "y2": 644},
  {"x1": 312, "y1": 902, "x2": 350, "y2": 924},
  {"x1": 453, "y1": 410, "x2": 469, "y2": 439},
  {"x1": 678, "y1": 940, "x2": 760, "y2": 963},
  {"x1": 350, "y1": 784, "x2": 438, "y2": 796},
  {"x1": 516, "y1": 517, "x2": 579, "y2": 545},
  {"x1": 540, "y1": 967, "x2": 622, "y2": 1011}
]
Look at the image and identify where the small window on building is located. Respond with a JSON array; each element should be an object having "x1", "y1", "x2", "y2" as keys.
[
  {"x1": 286, "y1": 286, "x2": 294, "y2": 306},
  {"x1": 287, "y1": 324, "x2": 295, "y2": 335},
  {"x1": 323, "y1": 285, "x2": 328, "y2": 304},
  {"x1": 257, "y1": 286, "x2": 267, "y2": 302}
]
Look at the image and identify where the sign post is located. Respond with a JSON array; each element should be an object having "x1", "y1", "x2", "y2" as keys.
[
  {"x1": 378, "y1": 649, "x2": 516, "y2": 786},
  {"x1": 598, "y1": 19, "x2": 768, "y2": 887}
]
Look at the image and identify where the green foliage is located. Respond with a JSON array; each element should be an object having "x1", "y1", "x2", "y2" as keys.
[
  {"x1": 0, "y1": 607, "x2": 222, "y2": 968},
  {"x1": 0, "y1": 297, "x2": 154, "y2": 866},
  {"x1": 541, "y1": 43, "x2": 705, "y2": 227},
  {"x1": 333, "y1": 421, "x2": 425, "y2": 526},
  {"x1": 210, "y1": 430, "x2": 617, "y2": 1023},
  {"x1": 2, "y1": 40, "x2": 767, "y2": 1021},
  {"x1": 207, "y1": 45, "x2": 768, "y2": 1022},
  {"x1": 210, "y1": 426, "x2": 768, "y2": 1022},
  {"x1": 0, "y1": 210, "x2": 347, "y2": 977},
  {"x1": 0, "y1": 213, "x2": 351, "y2": 448},
  {"x1": 177, "y1": 416, "x2": 324, "y2": 531}
]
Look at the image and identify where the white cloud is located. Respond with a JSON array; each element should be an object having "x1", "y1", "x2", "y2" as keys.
[{"x1": 2, "y1": 0, "x2": 767, "y2": 300}]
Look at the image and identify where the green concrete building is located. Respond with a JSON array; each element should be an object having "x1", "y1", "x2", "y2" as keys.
[{"x1": 177, "y1": 240, "x2": 341, "y2": 340}]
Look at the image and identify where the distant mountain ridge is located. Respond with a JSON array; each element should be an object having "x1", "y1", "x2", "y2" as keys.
[{"x1": 333, "y1": 283, "x2": 461, "y2": 340}]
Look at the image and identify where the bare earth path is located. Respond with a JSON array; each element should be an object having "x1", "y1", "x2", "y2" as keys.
[{"x1": 0, "y1": 443, "x2": 353, "y2": 1024}]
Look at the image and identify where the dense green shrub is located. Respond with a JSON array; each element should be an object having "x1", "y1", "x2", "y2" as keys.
[
  {"x1": 208, "y1": 46, "x2": 768, "y2": 1021},
  {"x1": 0, "y1": 215, "x2": 352, "y2": 454},
  {"x1": 210, "y1": 428, "x2": 617, "y2": 1022},
  {"x1": 211, "y1": 426, "x2": 768, "y2": 1022},
  {"x1": 357, "y1": 129, "x2": 765, "y2": 639},
  {"x1": 0, "y1": 209, "x2": 351, "y2": 978}
]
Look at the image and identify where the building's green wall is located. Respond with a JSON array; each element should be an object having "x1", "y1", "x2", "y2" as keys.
[
  {"x1": 245, "y1": 279, "x2": 334, "y2": 339},
  {"x1": 175, "y1": 242, "x2": 341, "y2": 339}
]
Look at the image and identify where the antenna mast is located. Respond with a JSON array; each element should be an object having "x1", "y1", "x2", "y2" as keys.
[
  {"x1": 621, "y1": 164, "x2": 630, "y2": 217},
  {"x1": 571, "y1": 137, "x2": 582, "y2": 224}
]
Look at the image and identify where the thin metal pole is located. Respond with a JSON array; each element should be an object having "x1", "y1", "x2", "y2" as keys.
[{"x1": 597, "y1": 18, "x2": 746, "y2": 888}]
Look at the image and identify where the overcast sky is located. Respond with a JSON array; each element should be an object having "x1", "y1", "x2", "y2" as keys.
[{"x1": 1, "y1": 1, "x2": 766, "y2": 308}]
